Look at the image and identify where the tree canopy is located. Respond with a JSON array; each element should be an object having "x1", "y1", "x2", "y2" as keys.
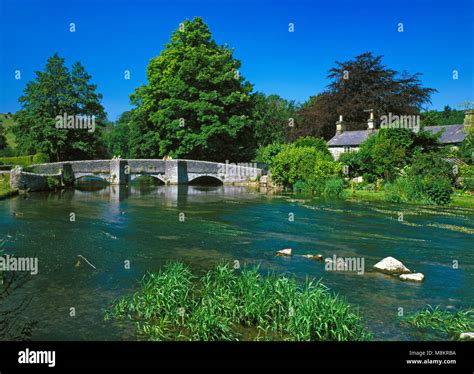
[
  {"x1": 296, "y1": 52, "x2": 436, "y2": 140},
  {"x1": 13, "y1": 53, "x2": 106, "y2": 161},
  {"x1": 103, "y1": 111, "x2": 132, "y2": 158},
  {"x1": 251, "y1": 93, "x2": 299, "y2": 146},
  {"x1": 128, "y1": 17, "x2": 255, "y2": 161},
  {"x1": 421, "y1": 105, "x2": 465, "y2": 126}
]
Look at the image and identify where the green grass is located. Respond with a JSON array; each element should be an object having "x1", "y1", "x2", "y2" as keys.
[
  {"x1": 0, "y1": 174, "x2": 18, "y2": 200},
  {"x1": 345, "y1": 189, "x2": 474, "y2": 209},
  {"x1": 105, "y1": 262, "x2": 372, "y2": 341},
  {"x1": 401, "y1": 305, "x2": 474, "y2": 339},
  {"x1": 451, "y1": 194, "x2": 474, "y2": 209}
]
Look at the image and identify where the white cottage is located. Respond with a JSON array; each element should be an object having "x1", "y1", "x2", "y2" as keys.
[{"x1": 327, "y1": 110, "x2": 471, "y2": 160}]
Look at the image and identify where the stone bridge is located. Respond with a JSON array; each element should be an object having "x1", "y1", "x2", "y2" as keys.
[{"x1": 27, "y1": 159, "x2": 263, "y2": 186}]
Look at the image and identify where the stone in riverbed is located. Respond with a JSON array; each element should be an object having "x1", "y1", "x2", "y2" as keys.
[
  {"x1": 373, "y1": 256, "x2": 411, "y2": 275},
  {"x1": 459, "y1": 332, "x2": 474, "y2": 341},
  {"x1": 302, "y1": 254, "x2": 323, "y2": 261},
  {"x1": 399, "y1": 273, "x2": 424, "y2": 282},
  {"x1": 276, "y1": 248, "x2": 292, "y2": 257}
]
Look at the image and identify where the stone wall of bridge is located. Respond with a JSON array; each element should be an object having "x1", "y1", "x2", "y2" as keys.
[{"x1": 13, "y1": 159, "x2": 262, "y2": 190}]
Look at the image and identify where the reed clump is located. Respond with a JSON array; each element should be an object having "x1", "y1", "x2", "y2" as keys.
[{"x1": 105, "y1": 261, "x2": 371, "y2": 341}]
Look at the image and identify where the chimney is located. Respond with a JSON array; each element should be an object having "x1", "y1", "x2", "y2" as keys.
[
  {"x1": 365, "y1": 109, "x2": 375, "y2": 131},
  {"x1": 464, "y1": 109, "x2": 474, "y2": 127},
  {"x1": 336, "y1": 115, "x2": 345, "y2": 134}
]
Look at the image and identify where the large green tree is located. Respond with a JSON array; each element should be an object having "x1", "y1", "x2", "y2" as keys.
[
  {"x1": 296, "y1": 52, "x2": 436, "y2": 140},
  {"x1": 251, "y1": 93, "x2": 299, "y2": 146},
  {"x1": 103, "y1": 111, "x2": 132, "y2": 158},
  {"x1": 128, "y1": 17, "x2": 255, "y2": 161},
  {"x1": 13, "y1": 53, "x2": 106, "y2": 161}
]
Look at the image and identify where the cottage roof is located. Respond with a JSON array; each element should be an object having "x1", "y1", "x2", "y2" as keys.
[
  {"x1": 327, "y1": 124, "x2": 466, "y2": 147},
  {"x1": 327, "y1": 130, "x2": 375, "y2": 146}
]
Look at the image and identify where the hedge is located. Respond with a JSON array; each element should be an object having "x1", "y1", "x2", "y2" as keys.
[{"x1": 0, "y1": 153, "x2": 49, "y2": 167}]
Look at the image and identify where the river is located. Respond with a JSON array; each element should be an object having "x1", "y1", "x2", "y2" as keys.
[{"x1": 1, "y1": 183, "x2": 473, "y2": 340}]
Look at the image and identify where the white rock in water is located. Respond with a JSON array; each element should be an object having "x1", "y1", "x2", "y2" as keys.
[
  {"x1": 276, "y1": 248, "x2": 292, "y2": 256},
  {"x1": 459, "y1": 332, "x2": 474, "y2": 341},
  {"x1": 400, "y1": 273, "x2": 424, "y2": 282},
  {"x1": 302, "y1": 254, "x2": 323, "y2": 261},
  {"x1": 373, "y1": 257, "x2": 411, "y2": 274}
]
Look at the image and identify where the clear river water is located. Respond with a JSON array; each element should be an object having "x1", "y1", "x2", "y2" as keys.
[{"x1": 1, "y1": 183, "x2": 473, "y2": 341}]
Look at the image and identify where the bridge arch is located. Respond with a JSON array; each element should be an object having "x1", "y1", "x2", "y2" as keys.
[
  {"x1": 130, "y1": 174, "x2": 166, "y2": 184},
  {"x1": 73, "y1": 174, "x2": 109, "y2": 183},
  {"x1": 188, "y1": 174, "x2": 223, "y2": 186}
]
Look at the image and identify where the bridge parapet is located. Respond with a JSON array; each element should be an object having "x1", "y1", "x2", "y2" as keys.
[{"x1": 22, "y1": 159, "x2": 262, "y2": 188}]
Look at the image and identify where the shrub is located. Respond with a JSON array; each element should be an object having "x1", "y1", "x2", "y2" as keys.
[
  {"x1": 254, "y1": 142, "x2": 285, "y2": 166},
  {"x1": 461, "y1": 177, "x2": 474, "y2": 191},
  {"x1": 384, "y1": 176, "x2": 426, "y2": 203},
  {"x1": 0, "y1": 155, "x2": 34, "y2": 167},
  {"x1": 293, "y1": 178, "x2": 330, "y2": 195},
  {"x1": 46, "y1": 176, "x2": 61, "y2": 190},
  {"x1": 423, "y1": 176, "x2": 452, "y2": 205},
  {"x1": 408, "y1": 152, "x2": 453, "y2": 181},
  {"x1": 362, "y1": 173, "x2": 377, "y2": 184},
  {"x1": 352, "y1": 128, "x2": 439, "y2": 181},
  {"x1": 459, "y1": 164, "x2": 474, "y2": 178},
  {"x1": 292, "y1": 136, "x2": 330, "y2": 155},
  {"x1": 338, "y1": 152, "x2": 361, "y2": 178},
  {"x1": 32, "y1": 153, "x2": 49, "y2": 164},
  {"x1": 458, "y1": 164, "x2": 474, "y2": 191},
  {"x1": 0, "y1": 153, "x2": 49, "y2": 167},
  {"x1": 293, "y1": 180, "x2": 312, "y2": 194},
  {"x1": 271, "y1": 146, "x2": 326, "y2": 187},
  {"x1": 384, "y1": 181, "x2": 402, "y2": 203},
  {"x1": 323, "y1": 177, "x2": 345, "y2": 197},
  {"x1": 314, "y1": 158, "x2": 343, "y2": 179},
  {"x1": 270, "y1": 145, "x2": 339, "y2": 188}
]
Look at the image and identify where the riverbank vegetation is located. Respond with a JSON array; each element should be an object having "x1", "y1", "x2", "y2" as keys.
[
  {"x1": 0, "y1": 153, "x2": 49, "y2": 167},
  {"x1": 259, "y1": 126, "x2": 474, "y2": 207},
  {"x1": 401, "y1": 305, "x2": 474, "y2": 339},
  {"x1": 0, "y1": 174, "x2": 18, "y2": 200},
  {"x1": 344, "y1": 189, "x2": 474, "y2": 209},
  {"x1": 105, "y1": 262, "x2": 371, "y2": 341}
]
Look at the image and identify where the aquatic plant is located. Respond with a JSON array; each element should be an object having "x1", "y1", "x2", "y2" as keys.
[
  {"x1": 105, "y1": 261, "x2": 372, "y2": 341},
  {"x1": 401, "y1": 305, "x2": 474, "y2": 338}
]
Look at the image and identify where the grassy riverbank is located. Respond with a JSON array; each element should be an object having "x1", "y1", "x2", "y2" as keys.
[
  {"x1": 344, "y1": 189, "x2": 474, "y2": 209},
  {"x1": 105, "y1": 262, "x2": 371, "y2": 341},
  {"x1": 0, "y1": 174, "x2": 18, "y2": 200}
]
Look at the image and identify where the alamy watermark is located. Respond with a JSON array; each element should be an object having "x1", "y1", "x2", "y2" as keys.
[
  {"x1": 217, "y1": 160, "x2": 259, "y2": 178},
  {"x1": 55, "y1": 112, "x2": 96, "y2": 133},
  {"x1": 380, "y1": 113, "x2": 420, "y2": 132},
  {"x1": 0, "y1": 255, "x2": 38, "y2": 275},
  {"x1": 325, "y1": 254, "x2": 365, "y2": 275}
]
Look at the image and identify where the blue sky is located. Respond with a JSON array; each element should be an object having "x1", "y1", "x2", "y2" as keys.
[{"x1": 0, "y1": 0, "x2": 472, "y2": 121}]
